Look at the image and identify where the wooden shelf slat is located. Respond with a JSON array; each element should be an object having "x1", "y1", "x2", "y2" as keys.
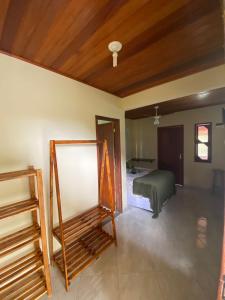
[
  {"x1": 0, "y1": 198, "x2": 38, "y2": 220},
  {"x1": 0, "y1": 268, "x2": 46, "y2": 300},
  {"x1": 53, "y1": 139, "x2": 99, "y2": 145},
  {"x1": 54, "y1": 228, "x2": 113, "y2": 281},
  {"x1": 0, "y1": 225, "x2": 40, "y2": 258},
  {"x1": 0, "y1": 169, "x2": 37, "y2": 182},
  {"x1": 0, "y1": 251, "x2": 43, "y2": 288},
  {"x1": 53, "y1": 206, "x2": 111, "y2": 245}
]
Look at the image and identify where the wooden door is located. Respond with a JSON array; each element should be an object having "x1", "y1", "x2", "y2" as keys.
[
  {"x1": 157, "y1": 125, "x2": 184, "y2": 185},
  {"x1": 96, "y1": 122, "x2": 115, "y2": 209}
]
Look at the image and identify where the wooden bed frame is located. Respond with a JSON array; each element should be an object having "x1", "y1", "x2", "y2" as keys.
[{"x1": 49, "y1": 139, "x2": 117, "y2": 290}]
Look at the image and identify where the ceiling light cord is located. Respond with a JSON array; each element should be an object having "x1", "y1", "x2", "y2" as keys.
[{"x1": 112, "y1": 52, "x2": 118, "y2": 67}]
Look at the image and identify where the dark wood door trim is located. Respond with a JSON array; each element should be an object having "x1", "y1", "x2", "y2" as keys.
[
  {"x1": 95, "y1": 115, "x2": 123, "y2": 213},
  {"x1": 157, "y1": 125, "x2": 184, "y2": 185},
  {"x1": 217, "y1": 185, "x2": 225, "y2": 300}
]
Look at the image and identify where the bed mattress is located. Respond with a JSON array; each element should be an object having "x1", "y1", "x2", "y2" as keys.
[{"x1": 126, "y1": 169, "x2": 153, "y2": 211}]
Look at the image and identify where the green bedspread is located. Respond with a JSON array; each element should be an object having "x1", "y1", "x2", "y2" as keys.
[{"x1": 133, "y1": 170, "x2": 176, "y2": 218}]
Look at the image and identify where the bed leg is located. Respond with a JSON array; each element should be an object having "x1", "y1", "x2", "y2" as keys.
[{"x1": 152, "y1": 213, "x2": 159, "y2": 219}]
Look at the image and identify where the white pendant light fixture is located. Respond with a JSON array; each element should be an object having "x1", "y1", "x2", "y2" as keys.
[
  {"x1": 108, "y1": 41, "x2": 122, "y2": 67},
  {"x1": 153, "y1": 106, "x2": 161, "y2": 126}
]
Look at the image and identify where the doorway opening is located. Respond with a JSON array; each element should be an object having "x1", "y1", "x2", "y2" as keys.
[{"x1": 95, "y1": 115, "x2": 122, "y2": 213}]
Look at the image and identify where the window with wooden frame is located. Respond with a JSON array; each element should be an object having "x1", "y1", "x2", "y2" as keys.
[{"x1": 194, "y1": 122, "x2": 212, "y2": 163}]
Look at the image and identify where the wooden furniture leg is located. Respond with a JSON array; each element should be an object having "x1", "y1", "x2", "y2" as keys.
[
  {"x1": 49, "y1": 141, "x2": 54, "y2": 265},
  {"x1": 36, "y1": 169, "x2": 52, "y2": 297},
  {"x1": 111, "y1": 214, "x2": 118, "y2": 246},
  {"x1": 52, "y1": 141, "x2": 69, "y2": 290},
  {"x1": 28, "y1": 165, "x2": 40, "y2": 251}
]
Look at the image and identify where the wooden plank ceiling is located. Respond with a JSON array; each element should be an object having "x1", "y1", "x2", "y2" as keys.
[
  {"x1": 0, "y1": 0, "x2": 224, "y2": 97},
  {"x1": 125, "y1": 87, "x2": 225, "y2": 119}
]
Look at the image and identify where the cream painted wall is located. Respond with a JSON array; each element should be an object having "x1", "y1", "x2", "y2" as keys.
[
  {"x1": 1, "y1": 51, "x2": 225, "y2": 264},
  {"x1": 122, "y1": 64, "x2": 225, "y2": 110},
  {"x1": 0, "y1": 54, "x2": 127, "y2": 261},
  {"x1": 126, "y1": 105, "x2": 225, "y2": 189}
]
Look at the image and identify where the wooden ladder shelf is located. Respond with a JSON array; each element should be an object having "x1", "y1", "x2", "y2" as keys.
[
  {"x1": 0, "y1": 167, "x2": 52, "y2": 299},
  {"x1": 50, "y1": 139, "x2": 117, "y2": 290}
]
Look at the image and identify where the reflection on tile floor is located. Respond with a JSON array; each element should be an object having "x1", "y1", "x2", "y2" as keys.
[{"x1": 43, "y1": 188, "x2": 223, "y2": 300}]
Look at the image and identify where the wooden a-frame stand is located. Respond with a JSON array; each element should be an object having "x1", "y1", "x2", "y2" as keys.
[{"x1": 49, "y1": 139, "x2": 117, "y2": 290}]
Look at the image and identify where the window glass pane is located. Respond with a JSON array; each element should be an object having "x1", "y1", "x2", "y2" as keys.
[
  {"x1": 198, "y1": 125, "x2": 208, "y2": 142},
  {"x1": 197, "y1": 143, "x2": 208, "y2": 160}
]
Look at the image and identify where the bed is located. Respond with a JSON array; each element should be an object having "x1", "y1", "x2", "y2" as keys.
[
  {"x1": 127, "y1": 169, "x2": 152, "y2": 211},
  {"x1": 132, "y1": 169, "x2": 176, "y2": 218}
]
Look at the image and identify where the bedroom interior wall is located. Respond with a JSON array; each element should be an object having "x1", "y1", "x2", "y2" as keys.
[
  {"x1": 126, "y1": 104, "x2": 225, "y2": 189},
  {"x1": 0, "y1": 53, "x2": 126, "y2": 259}
]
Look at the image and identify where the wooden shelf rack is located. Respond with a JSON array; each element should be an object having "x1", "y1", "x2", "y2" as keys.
[
  {"x1": 0, "y1": 167, "x2": 52, "y2": 299},
  {"x1": 50, "y1": 139, "x2": 117, "y2": 290}
]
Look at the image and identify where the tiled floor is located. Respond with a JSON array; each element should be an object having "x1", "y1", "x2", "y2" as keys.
[{"x1": 44, "y1": 188, "x2": 223, "y2": 300}]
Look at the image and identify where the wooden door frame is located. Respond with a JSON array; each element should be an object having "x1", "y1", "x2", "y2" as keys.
[
  {"x1": 217, "y1": 186, "x2": 225, "y2": 299},
  {"x1": 157, "y1": 125, "x2": 184, "y2": 185},
  {"x1": 95, "y1": 115, "x2": 123, "y2": 213}
]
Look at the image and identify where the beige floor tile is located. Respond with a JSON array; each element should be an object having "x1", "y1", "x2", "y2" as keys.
[
  {"x1": 116, "y1": 241, "x2": 155, "y2": 274},
  {"x1": 158, "y1": 269, "x2": 207, "y2": 300},
  {"x1": 42, "y1": 267, "x2": 79, "y2": 300},
  {"x1": 118, "y1": 272, "x2": 165, "y2": 300},
  {"x1": 76, "y1": 272, "x2": 119, "y2": 300}
]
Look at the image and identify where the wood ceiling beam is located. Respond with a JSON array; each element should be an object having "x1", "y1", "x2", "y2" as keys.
[{"x1": 125, "y1": 87, "x2": 225, "y2": 119}]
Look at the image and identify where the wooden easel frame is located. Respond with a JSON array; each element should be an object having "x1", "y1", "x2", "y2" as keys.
[{"x1": 49, "y1": 139, "x2": 117, "y2": 290}]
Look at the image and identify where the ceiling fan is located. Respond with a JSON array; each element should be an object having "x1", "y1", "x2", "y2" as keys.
[{"x1": 153, "y1": 106, "x2": 161, "y2": 126}]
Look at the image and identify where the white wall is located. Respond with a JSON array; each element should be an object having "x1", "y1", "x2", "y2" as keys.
[
  {"x1": 126, "y1": 105, "x2": 225, "y2": 189},
  {"x1": 0, "y1": 54, "x2": 127, "y2": 260}
]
